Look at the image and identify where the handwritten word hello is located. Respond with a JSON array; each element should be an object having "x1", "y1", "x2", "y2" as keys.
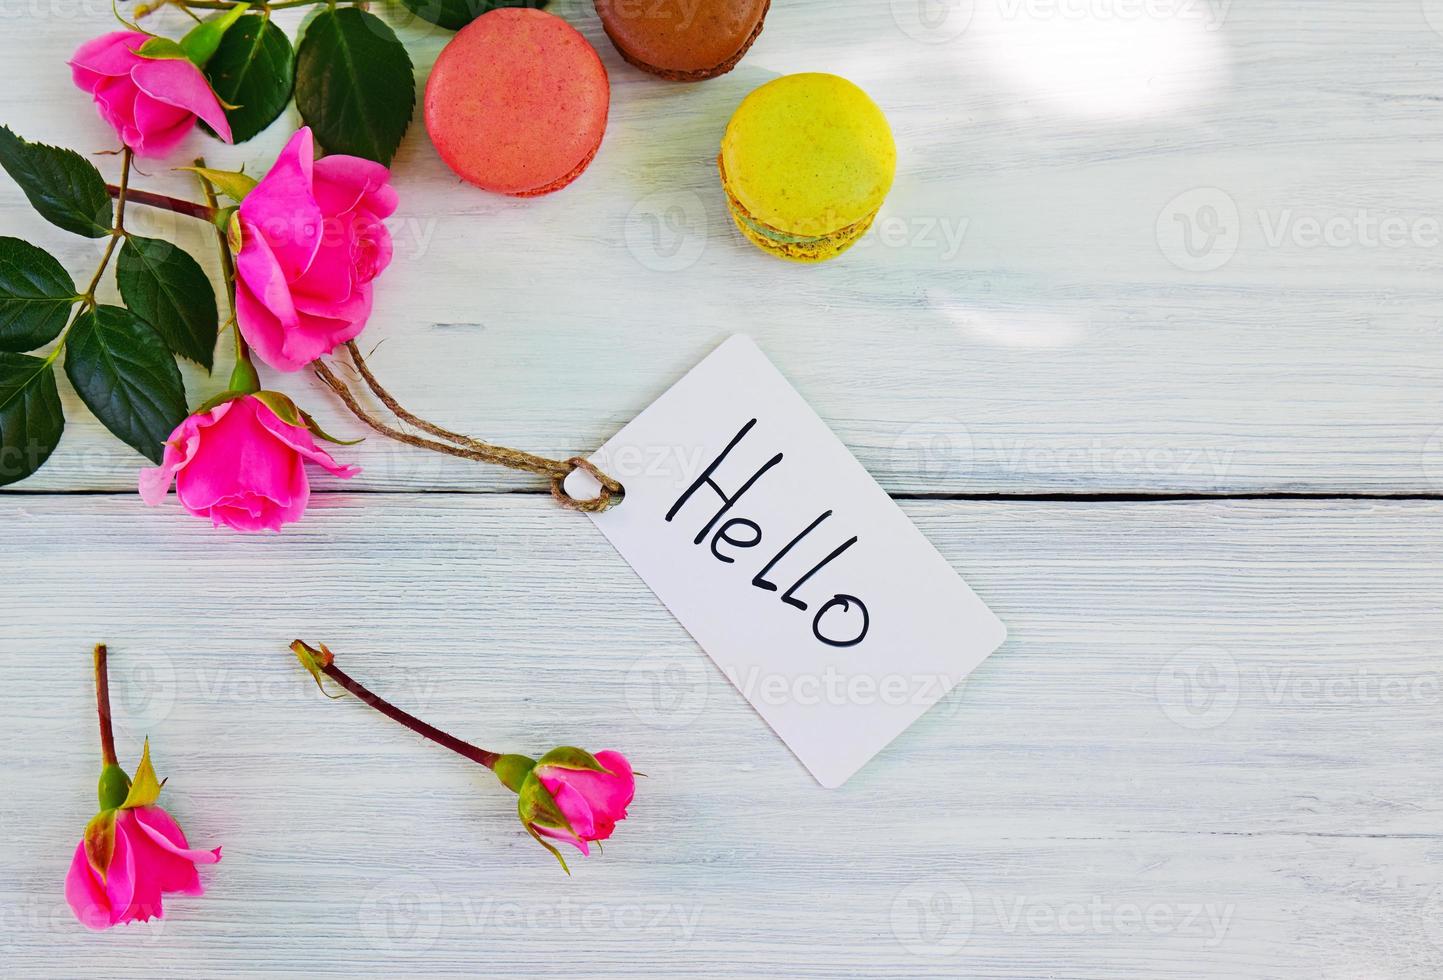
[{"x1": 666, "y1": 419, "x2": 870, "y2": 647}]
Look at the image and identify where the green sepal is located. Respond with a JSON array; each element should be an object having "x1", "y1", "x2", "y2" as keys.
[
  {"x1": 119, "y1": 739, "x2": 163, "y2": 809},
  {"x1": 84, "y1": 809, "x2": 118, "y2": 879},
  {"x1": 299, "y1": 409, "x2": 362, "y2": 446},
  {"x1": 226, "y1": 213, "x2": 244, "y2": 252},
  {"x1": 179, "y1": 167, "x2": 257, "y2": 204},
  {"x1": 253, "y1": 390, "x2": 300, "y2": 426},
  {"x1": 535, "y1": 746, "x2": 610, "y2": 774},
  {"x1": 137, "y1": 37, "x2": 188, "y2": 61},
  {"x1": 493, "y1": 754, "x2": 535, "y2": 793},
  {"x1": 193, "y1": 388, "x2": 246, "y2": 415},
  {"x1": 290, "y1": 640, "x2": 343, "y2": 698},
  {"x1": 97, "y1": 764, "x2": 131, "y2": 810},
  {"x1": 524, "y1": 823, "x2": 570, "y2": 875},
  {"x1": 180, "y1": 4, "x2": 252, "y2": 67},
  {"x1": 517, "y1": 773, "x2": 574, "y2": 875}
]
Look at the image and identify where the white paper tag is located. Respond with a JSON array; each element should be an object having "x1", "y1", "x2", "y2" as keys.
[{"x1": 566, "y1": 335, "x2": 1007, "y2": 787}]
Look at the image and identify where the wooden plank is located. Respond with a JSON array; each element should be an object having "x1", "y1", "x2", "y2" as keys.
[
  {"x1": 1, "y1": 496, "x2": 1439, "y2": 976},
  {"x1": 3, "y1": 4, "x2": 1443, "y2": 494}
]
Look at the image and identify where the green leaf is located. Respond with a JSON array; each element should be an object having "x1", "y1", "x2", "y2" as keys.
[
  {"x1": 0, "y1": 126, "x2": 112, "y2": 238},
  {"x1": 116, "y1": 236, "x2": 219, "y2": 370},
  {"x1": 0, "y1": 237, "x2": 78, "y2": 352},
  {"x1": 120, "y1": 739, "x2": 164, "y2": 809},
  {"x1": 203, "y1": 14, "x2": 295, "y2": 144},
  {"x1": 0, "y1": 352, "x2": 64, "y2": 487},
  {"x1": 84, "y1": 809, "x2": 118, "y2": 879},
  {"x1": 65, "y1": 306, "x2": 186, "y2": 463},
  {"x1": 295, "y1": 8, "x2": 414, "y2": 165},
  {"x1": 395, "y1": 0, "x2": 546, "y2": 32}
]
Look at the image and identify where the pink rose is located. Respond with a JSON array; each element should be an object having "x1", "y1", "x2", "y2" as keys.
[
  {"x1": 531, "y1": 750, "x2": 635, "y2": 856},
  {"x1": 65, "y1": 805, "x2": 221, "y2": 930},
  {"x1": 139, "y1": 394, "x2": 358, "y2": 532},
  {"x1": 235, "y1": 127, "x2": 398, "y2": 372},
  {"x1": 69, "y1": 31, "x2": 232, "y2": 158}
]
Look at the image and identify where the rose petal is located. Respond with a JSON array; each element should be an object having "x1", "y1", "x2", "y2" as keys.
[
  {"x1": 313, "y1": 154, "x2": 397, "y2": 218},
  {"x1": 239, "y1": 129, "x2": 321, "y2": 279},
  {"x1": 138, "y1": 403, "x2": 231, "y2": 505},
  {"x1": 130, "y1": 56, "x2": 232, "y2": 143},
  {"x1": 252, "y1": 398, "x2": 360, "y2": 479},
  {"x1": 69, "y1": 31, "x2": 145, "y2": 78}
]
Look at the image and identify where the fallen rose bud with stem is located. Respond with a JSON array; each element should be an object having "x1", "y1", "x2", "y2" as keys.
[{"x1": 291, "y1": 640, "x2": 636, "y2": 872}]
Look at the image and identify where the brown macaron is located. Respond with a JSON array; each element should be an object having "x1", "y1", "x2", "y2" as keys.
[{"x1": 594, "y1": 0, "x2": 769, "y2": 81}]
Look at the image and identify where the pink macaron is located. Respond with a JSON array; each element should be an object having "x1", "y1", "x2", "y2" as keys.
[{"x1": 424, "y1": 8, "x2": 610, "y2": 197}]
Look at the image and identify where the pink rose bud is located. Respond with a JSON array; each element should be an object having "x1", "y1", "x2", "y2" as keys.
[
  {"x1": 69, "y1": 31, "x2": 232, "y2": 157},
  {"x1": 500, "y1": 748, "x2": 636, "y2": 871},
  {"x1": 66, "y1": 740, "x2": 221, "y2": 931},
  {"x1": 234, "y1": 127, "x2": 398, "y2": 372},
  {"x1": 139, "y1": 393, "x2": 358, "y2": 532}
]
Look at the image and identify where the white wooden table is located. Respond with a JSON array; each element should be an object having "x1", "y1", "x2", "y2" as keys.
[{"x1": 4, "y1": 1, "x2": 1442, "y2": 976}]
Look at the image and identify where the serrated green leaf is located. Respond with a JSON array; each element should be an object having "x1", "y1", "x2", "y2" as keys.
[
  {"x1": 120, "y1": 738, "x2": 163, "y2": 809},
  {"x1": 0, "y1": 352, "x2": 64, "y2": 487},
  {"x1": 65, "y1": 306, "x2": 186, "y2": 463},
  {"x1": 0, "y1": 126, "x2": 112, "y2": 238},
  {"x1": 117, "y1": 236, "x2": 219, "y2": 370},
  {"x1": 84, "y1": 809, "x2": 118, "y2": 879},
  {"x1": 295, "y1": 8, "x2": 414, "y2": 166},
  {"x1": 395, "y1": 0, "x2": 546, "y2": 32},
  {"x1": 0, "y1": 237, "x2": 78, "y2": 352},
  {"x1": 203, "y1": 14, "x2": 295, "y2": 144}
]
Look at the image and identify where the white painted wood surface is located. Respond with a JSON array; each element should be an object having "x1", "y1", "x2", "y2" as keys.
[
  {"x1": 4, "y1": 0, "x2": 1443, "y2": 494},
  {"x1": 2, "y1": 0, "x2": 1441, "y2": 977},
  {"x1": 3, "y1": 498, "x2": 1442, "y2": 977}
]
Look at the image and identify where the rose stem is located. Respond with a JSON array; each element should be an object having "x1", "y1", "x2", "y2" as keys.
[
  {"x1": 93, "y1": 644, "x2": 117, "y2": 767},
  {"x1": 104, "y1": 185, "x2": 216, "y2": 223},
  {"x1": 45, "y1": 151, "x2": 134, "y2": 368},
  {"x1": 316, "y1": 655, "x2": 499, "y2": 769},
  {"x1": 194, "y1": 159, "x2": 258, "y2": 390}
]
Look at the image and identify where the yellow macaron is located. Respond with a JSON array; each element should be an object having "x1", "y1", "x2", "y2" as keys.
[{"x1": 719, "y1": 73, "x2": 896, "y2": 262}]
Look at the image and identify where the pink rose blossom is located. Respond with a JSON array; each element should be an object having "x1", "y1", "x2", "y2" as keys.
[
  {"x1": 139, "y1": 394, "x2": 358, "y2": 532},
  {"x1": 235, "y1": 127, "x2": 398, "y2": 372},
  {"x1": 69, "y1": 31, "x2": 232, "y2": 157},
  {"x1": 531, "y1": 750, "x2": 635, "y2": 856},
  {"x1": 65, "y1": 805, "x2": 221, "y2": 930}
]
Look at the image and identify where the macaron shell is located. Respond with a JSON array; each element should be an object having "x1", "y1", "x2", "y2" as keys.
[
  {"x1": 721, "y1": 154, "x2": 877, "y2": 262},
  {"x1": 595, "y1": 0, "x2": 769, "y2": 79},
  {"x1": 424, "y1": 9, "x2": 609, "y2": 196},
  {"x1": 720, "y1": 73, "x2": 896, "y2": 237}
]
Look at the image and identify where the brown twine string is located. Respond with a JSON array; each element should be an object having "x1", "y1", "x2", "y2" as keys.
[{"x1": 312, "y1": 348, "x2": 623, "y2": 512}]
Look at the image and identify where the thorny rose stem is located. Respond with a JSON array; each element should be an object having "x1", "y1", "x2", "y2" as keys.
[
  {"x1": 292, "y1": 642, "x2": 499, "y2": 769},
  {"x1": 93, "y1": 644, "x2": 117, "y2": 767}
]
